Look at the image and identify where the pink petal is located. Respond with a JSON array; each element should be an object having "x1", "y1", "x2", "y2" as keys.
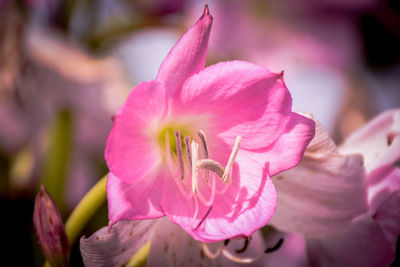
[
  {"x1": 178, "y1": 60, "x2": 293, "y2": 150},
  {"x1": 261, "y1": 232, "x2": 309, "y2": 267},
  {"x1": 307, "y1": 215, "x2": 394, "y2": 267},
  {"x1": 160, "y1": 151, "x2": 277, "y2": 242},
  {"x1": 219, "y1": 230, "x2": 309, "y2": 267},
  {"x1": 373, "y1": 190, "x2": 400, "y2": 253},
  {"x1": 339, "y1": 108, "x2": 400, "y2": 184},
  {"x1": 107, "y1": 172, "x2": 165, "y2": 224},
  {"x1": 270, "y1": 121, "x2": 368, "y2": 237},
  {"x1": 80, "y1": 219, "x2": 156, "y2": 267},
  {"x1": 146, "y1": 218, "x2": 214, "y2": 267},
  {"x1": 307, "y1": 191, "x2": 400, "y2": 267},
  {"x1": 105, "y1": 80, "x2": 166, "y2": 183},
  {"x1": 368, "y1": 168, "x2": 400, "y2": 213},
  {"x1": 259, "y1": 112, "x2": 315, "y2": 176},
  {"x1": 156, "y1": 6, "x2": 212, "y2": 98}
]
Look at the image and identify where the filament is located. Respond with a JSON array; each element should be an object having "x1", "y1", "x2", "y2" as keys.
[
  {"x1": 193, "y1": 206, "x2": 213, "y2": 231},
  {"x1": 221, "y1": 249, "x2": 263, "y2": 264},
  {"x1": 196, "y1": 173, "x2": 216, "y2": 206},
  {"x1": 201, "y1": 243, "x2": 222, "y2": 259}
]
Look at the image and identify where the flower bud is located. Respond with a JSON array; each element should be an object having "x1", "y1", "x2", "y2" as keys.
[{"x1": 33, "y1": 185, "x2": 69, "y2": 267}]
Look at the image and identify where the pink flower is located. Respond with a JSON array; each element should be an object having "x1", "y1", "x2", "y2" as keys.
[
  {"x1": 268, "y1": 109, "x2": 400, "y2": 266},
  {"x1": 105, "y1": 6, "x2": 315, "y2": 242}
]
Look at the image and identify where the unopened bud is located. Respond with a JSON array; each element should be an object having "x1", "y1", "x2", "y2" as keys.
[{"x1": 33, "y1": 185, "x2": 69, "y2": 267}]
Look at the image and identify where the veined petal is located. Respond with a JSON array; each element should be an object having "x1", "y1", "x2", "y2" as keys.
[
  {"x1": 80, "y1": 220, "x2": 156, "y2": 267},
  {"x1": 178, "y1": 60, "x2": 292, "y2": 150},
  {"x1": 373, "y1": 190, "x2": 400, "y2": 253},
  {"x1": 156, "y1": 6, "x2": 212, "y2": 98},
  {"x1": 161, "y1": 151, "x2": 277, "y2": 242},
  {"x1": 107, "y1": 171, "x2": 165, "y2": 224},
  {"x1": 306, "y1": 191, "x2": 400, "y2": 267},
  {"x1": 146, "y1": 218, "x2": 214, "y2": 267},
  {"x1": 368, "y1": 168, "x2": 400, "y2": 213},
  {"x1": 339, "y1": 108, "x2": 400, "y2": 184},
  {"x1": 259, "y1": 112, "x2": 315, "y2": 177},
  {"x1": 270, "y1": 121, "x2": 368, "y2": 237},
  {"x1": 105, "y1": 80, "x2": 166, "y2": 183}
]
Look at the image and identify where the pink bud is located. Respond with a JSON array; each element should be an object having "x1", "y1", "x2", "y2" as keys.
[{"x1": 33, "y1": 185, "x2": 69, "y2": 267}]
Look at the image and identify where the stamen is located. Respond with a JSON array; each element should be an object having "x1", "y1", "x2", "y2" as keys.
[
  {"x1": 264, "y1": 238, "x2": 284, "y2": 253},
  {"x1": 184, "y1": 136, "x2": 192, "y2": 168},
  {"x1": 191, "y1": 195, "x2": 200, "y2": 227},
  {"x1": 191, "y1": 141, "x2": 199, "y2": 193},
  {"x1": 222, "y1": 136, "x2": 241, "y2": 184},
  {"x1": 235, "y1": 237, "x2": 250, "y2": 254},
  {"x1": 193, "y1": 206, "x2": 213, "y2": 231},
  {"x1": 221, "y1": 249, "x2": 262, "y2": 264},
  {"x1": 165, "y1": 132, "x2": 193, "y2": 200},
  {"x1": 201, "y1": 243, "x2": 222, "y2": 259},
  {"x1": 198, "y1": 130, "x2": 210, "y2": 182},
  {"x1": 174, "y1": 131, "x2": 185, "y2": 180},
  {"x1": 196, "y1": 159, "x2": 224, "y2": 178},
  {"x1": 172, "y1": 173, "x2": 193, "y2": 200},
  {"x1": 196, "y1": 173, "x2": 216, "y2": 206}
]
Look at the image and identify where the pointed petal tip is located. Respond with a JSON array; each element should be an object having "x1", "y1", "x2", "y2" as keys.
[
  {"x1": 202, "y1": 4, "x2": 210, "y2": 17},
  {"x1": 278, "y1": 70, "x2": 284, "y2": 77}
]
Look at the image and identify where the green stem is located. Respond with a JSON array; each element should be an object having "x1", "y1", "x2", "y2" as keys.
[{"x1": 65, "y1": 174, "x2": 108, "y2": 244}]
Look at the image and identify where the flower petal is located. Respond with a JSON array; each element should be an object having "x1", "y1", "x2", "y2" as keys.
[
  {"x1": 107, "y1": 171, "x2": 165, "y2": 224},
  {"x1": 161, "y1": 151, "x2": 277, "y2": 242},
  {"x1": 306, "y1": 191, "x2": 400, "y2": 267},
  {"x1": 178, "y1": 60, "x2": 293, "y2": 150},
  {"x1": 258, "y1": 112, "x2": 315, "y2": 176},
  {"x1": 270, "y1": 121, "x2": 368, "y2": 237},
  {"x1": 80, "y1": 219, "x2": 156, "y2": 267},
  {"x1": 339, "y1": 108, "x2": 400, "y2": 184},
  {"x1": 368, "y1": 168, "x2": 400, "y2": 213},
  {"x1": 373, "y1": 190, "x2": 400, "y2": 253},
  {"x1": 146, "y1": 218, "x2": 214, "y2": 267},
  {"x1": 156, "y1": 6, "x2": 212, "y2": 98},
  {"x1": 105, "y1": 80, "x2": 166, "y2": 183}
]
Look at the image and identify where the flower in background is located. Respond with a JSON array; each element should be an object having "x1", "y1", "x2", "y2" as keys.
[
  {"x1": 33, "y1": 185, "x2": 70, "y2": 267},
  {"x1": 268, "y1": 109, "x2": 400, "y2": 267},
  {"x1": 105, "y1": 5, "x2": 315, "y2": 242}
]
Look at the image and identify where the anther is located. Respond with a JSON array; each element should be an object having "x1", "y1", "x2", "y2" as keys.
[
  {"x1": 264, "y1": 238, "x2": 284, "y2": 253},
  {"x1": 174, "y1": 131, "x2": 185, "y2": 180},
  {"x1": 235, "y1": 237, "x2": 250, "y2": 254},
  {"x1": 198, "y1": 130, "x2": 209, "y2": 159},
  {"x1": 191, "y1": 141, "x2": 199, "y2": 193},
  {"x1": 196, "y1": 159, "x2": 224, "y2": 178},
  {"x1": 222, "y1": 136, "x2": 241, "y2": 184},
  {"x1": 198, "y1": 130, "x2": 210, "y2": 182},
  {"x1": 184, "y1": 136, "x2": 192, "y2": 168}
]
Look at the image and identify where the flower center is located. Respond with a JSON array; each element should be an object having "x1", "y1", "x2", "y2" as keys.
[
  {"x1": 160, "y1": 126, "x2": 241, "y2": 231},
  {"x1": 156, "y1": 123, "x2": 194, "y2": 158}
]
